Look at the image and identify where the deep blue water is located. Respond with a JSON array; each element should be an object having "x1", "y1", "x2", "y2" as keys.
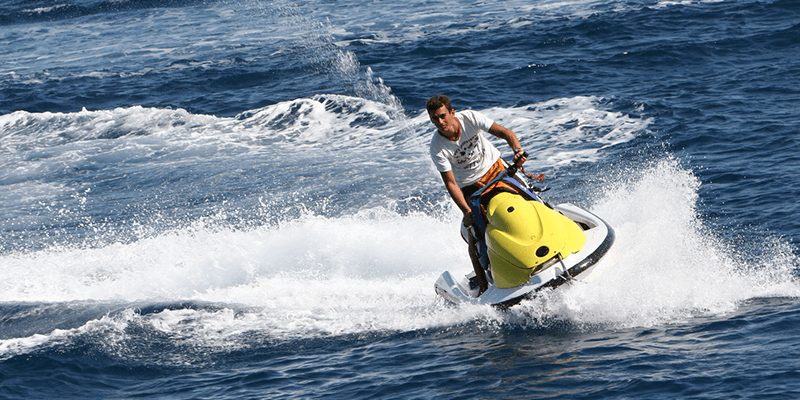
[{"x1": 2, "y1": 0, "x2": 800, "y2": 398}]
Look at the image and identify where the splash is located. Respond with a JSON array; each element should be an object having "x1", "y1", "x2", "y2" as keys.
[
  {"x1": 3, "y1": 157, "x2": 799, "y2": 360},
  {"x1": 510, "y1": 158, "x2": 800, "y2": 328},
  {"x1": 0, "y1": 209, "x2": 436, "y2": 303},
  {"x1": 0, "y1": 206, "x2": 503, "y2": 360}
]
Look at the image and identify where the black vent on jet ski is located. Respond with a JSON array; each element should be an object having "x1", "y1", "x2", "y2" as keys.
[{"x1": 536, "y1": 246, "x2": 549, "y2": 257}]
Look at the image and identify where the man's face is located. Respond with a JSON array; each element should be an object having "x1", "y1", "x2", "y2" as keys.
[{"x1": 428, "y1": 105, "x2": 459, "y2": 138}]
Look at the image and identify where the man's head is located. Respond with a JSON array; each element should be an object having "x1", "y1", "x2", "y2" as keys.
[
  {"x1": 427, "y1": 95, "x2": 460, "y2": 139},
  {"x1": 426, "y1": 95, "x2": 453, "y2": 114}
]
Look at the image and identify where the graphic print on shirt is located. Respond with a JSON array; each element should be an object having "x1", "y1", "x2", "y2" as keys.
[{"x1": 453, "y1": 134, "x2": 484, "y2": 170}]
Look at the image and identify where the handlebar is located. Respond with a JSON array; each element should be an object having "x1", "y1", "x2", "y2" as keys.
[{"x1": 506, "y1": 150, "x2": 528, "y2": 177}]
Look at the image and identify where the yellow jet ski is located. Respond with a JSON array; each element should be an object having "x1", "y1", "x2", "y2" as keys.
[{"x1": 434, "y1": 163, "x2": 615, "y2": 308}]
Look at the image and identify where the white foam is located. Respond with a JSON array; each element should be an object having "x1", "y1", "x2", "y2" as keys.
[
  {"x1": 0, "y1": 310, "x2": 130, "y2": 361},
  {"x1": 510, "y1": 158, "x2": 800, "y2": 328},
  {"x1": 2, "y1": 158, "x2": 799, "y2": 356},
  {"x1": 0, "y1": 208, "x2": 503, "y2": 358},
  {"x1": 0, "y1": 208, "x2": 460, "y2": 302},
  {"x1": 0, "y1": 95, "x2": 639, "y2": 173}
]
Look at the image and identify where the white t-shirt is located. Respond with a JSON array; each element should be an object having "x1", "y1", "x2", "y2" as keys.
[{"x1": 429, "y1": 110, "x2": 502, "y2": 187}]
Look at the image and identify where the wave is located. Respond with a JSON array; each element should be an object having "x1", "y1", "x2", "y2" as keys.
[
  {"x1": 0, "y1": 94, "x2": 652, "y2": 256},
  {"x1": 1, "y1": 157, "x2": 798, "y2": 362},
  {"x1": 0, "y1": 96, "x2": 402, "y2": 151},
  {"x1": 0, "y1": 94, "x2": 645, "y2": 158},
  {"x1": 0, "y1": 95, "x2": 646, "y2": 187}
]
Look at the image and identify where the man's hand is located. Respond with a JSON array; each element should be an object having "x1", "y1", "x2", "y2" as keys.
[
  {"x1": 513, "y1": 147, "x2": 527, "y2": 167},
  {"x1": 462, "y1": 211, "x2": 473, "y2": 227}
]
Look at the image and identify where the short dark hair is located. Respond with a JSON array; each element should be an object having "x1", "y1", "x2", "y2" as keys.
[{"x1": 426, "y1": 95, "x2": 453, "y2": 113}]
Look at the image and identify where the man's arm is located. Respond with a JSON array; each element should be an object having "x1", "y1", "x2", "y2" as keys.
[
  {"x1": 488, "y1": 122, "x2": 521, "y2": 151},
  {"x1": 440, "y1": 170, "x2": 471, "y2": 215},
  {"x1": 488, "y1": 122, "x2": 526, "y2": 164}
]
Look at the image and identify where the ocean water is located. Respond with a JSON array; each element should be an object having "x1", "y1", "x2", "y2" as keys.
[{"x1": 1, "y1": 0, "x2": 800, "y2": 398}]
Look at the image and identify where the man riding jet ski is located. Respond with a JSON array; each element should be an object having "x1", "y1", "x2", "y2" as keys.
[{"x1": 424, "y1": 94, "x2": 614, "y2": 308}]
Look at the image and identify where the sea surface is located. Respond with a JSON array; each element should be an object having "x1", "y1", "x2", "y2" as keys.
[{"x1": 1, "y1": 0, "x2": 800, "y2": 398}]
